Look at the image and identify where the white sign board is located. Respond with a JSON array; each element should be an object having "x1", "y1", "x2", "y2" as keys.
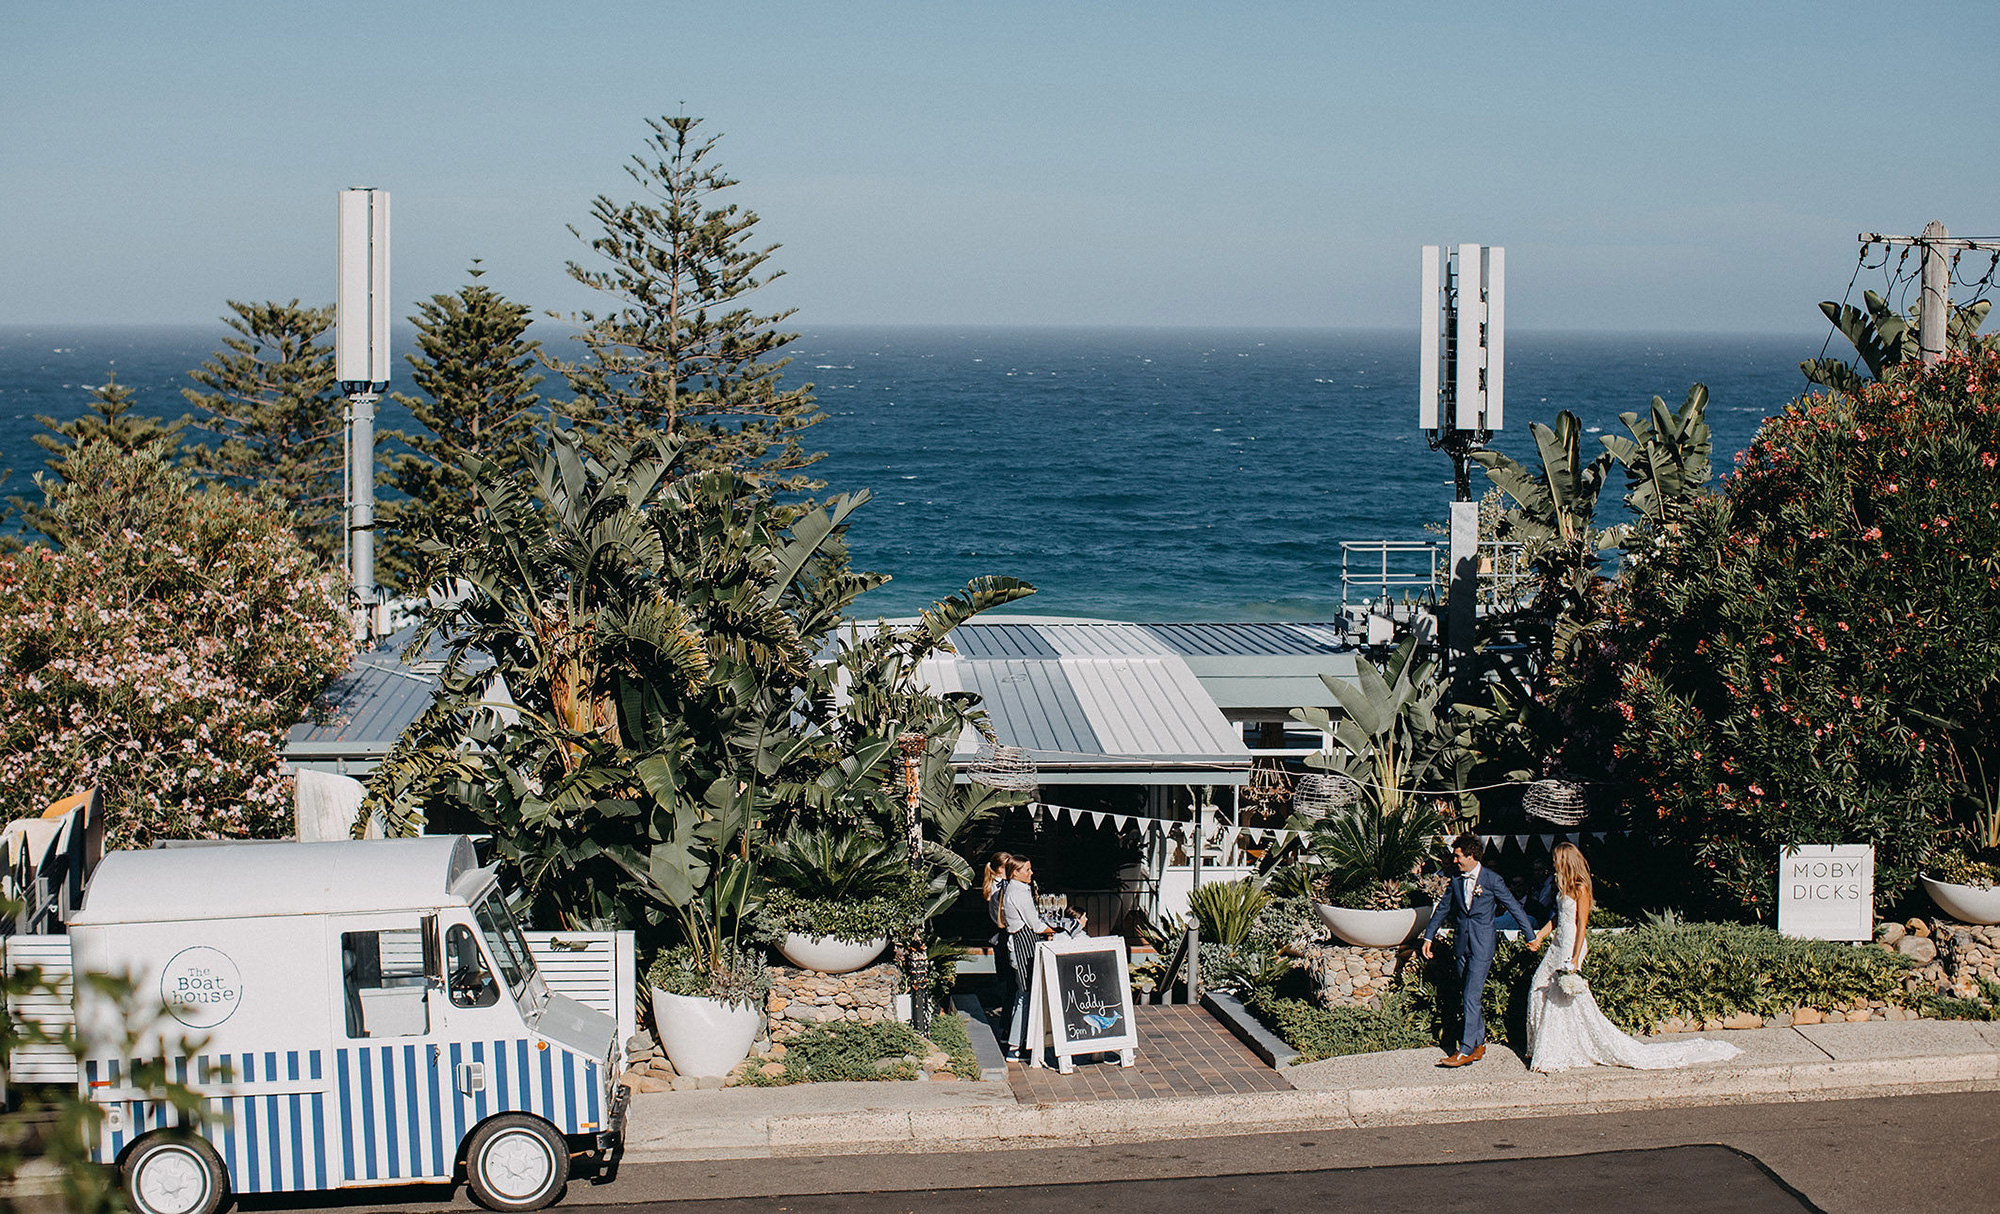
[
  {"x1": 1777, "y1": 844, "x2": 1874, "y2": 941},
  {"x1": 1025, "y1": 935, "x2": 1139, "y2": 1074}
]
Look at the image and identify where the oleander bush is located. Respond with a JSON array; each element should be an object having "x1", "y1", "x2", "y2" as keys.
[
  {"x1": 1593, "y1": 352, "x2": 2000, "y2": 919},
  {"x1": 0, "y1": 442, "x2": 350, "y2": 848}
]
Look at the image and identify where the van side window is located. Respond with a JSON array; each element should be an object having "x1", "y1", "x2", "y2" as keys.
[
  {"x1": 341, "y1": 926, "x2": 430, "y2": 1038},
  {"x1": 445, "y1": 924, "x2": 499, "y2": 1008}
]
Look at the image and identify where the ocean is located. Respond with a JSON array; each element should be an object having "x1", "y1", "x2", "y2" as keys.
[{"x1": 0, "y1": 325, "x2": 1828, "y2": 621}]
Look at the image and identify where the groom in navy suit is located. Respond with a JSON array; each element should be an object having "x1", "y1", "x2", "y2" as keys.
[{"x1": 1419, "y1": 833, "x2": 1539, "y2": 1067}]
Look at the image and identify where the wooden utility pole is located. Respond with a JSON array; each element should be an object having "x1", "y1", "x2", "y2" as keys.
[{"x1": 1858, "y1": 222, "x2": 2000, "y2": 366}]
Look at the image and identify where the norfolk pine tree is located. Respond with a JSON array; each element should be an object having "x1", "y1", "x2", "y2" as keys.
[
  {"x1": 559, "y1": 116, "x2": 823, "y2": 488},
  {"x1": 9, "y1": 374, "x2": 187, "y2": 543},
  {"x1": 182, "y1": 300, "x2": 345, "y2": 562},
  {"x1": 377, "y1": 266, "x2": 546, "y2": 593}
]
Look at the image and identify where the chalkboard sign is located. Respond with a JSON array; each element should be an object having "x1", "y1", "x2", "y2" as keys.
[{"x1": 1026, "y1": 935, "x2": 1138, "y2": 1073}]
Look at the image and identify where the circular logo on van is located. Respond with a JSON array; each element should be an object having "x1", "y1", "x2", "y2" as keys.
[{"x1": 160, "y1": 947, "x2": 242, "y2": 1029}]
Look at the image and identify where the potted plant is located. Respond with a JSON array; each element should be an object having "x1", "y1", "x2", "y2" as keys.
[
  {"x1": 760, "y1": 829, "x2": 921, "y2": 974},
  {"x1": 1922, "y1": 755, "x2": 2000, "y2": 925},
  {"x1": 1308, "y1": 798, "x2": 1445, "y2": 946},
  {"x1": 1290, "y1": 638, "x2": 1457, "y2": 947},
  {"x1": 1922, "y1": 853, "x2": 2000, "y2": 926},
  {"x1": 646, "y1": 937, "x2": 770, "y2": 1079}
]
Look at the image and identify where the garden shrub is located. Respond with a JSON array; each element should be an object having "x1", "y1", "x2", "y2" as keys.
[
  {"x1": 1252, "y1": 922, "x2": 1916, "y2": 1059},
  {"x1": 0, "y1": 442, "x2": 350, "y2": 847},
  {"x1": 1244, "y1": 988, "x2": 1434, "y2": 1063},
  {"x1": 1597, "y1": 352, "x2": 2000, "y2": 918},
  {"x1": 1579, "y1": 922, "x2": 1913, "y2": 1032},
  {"x1": 1922, "y1": 977, "x2": 2000, "y2": 1022},
  {"x1": 921, "y1": 1008, "x2": 983, "y2": 1079},
  {"x1": 740, "y1": 1019, "x2": 937, "y2": 1084}
]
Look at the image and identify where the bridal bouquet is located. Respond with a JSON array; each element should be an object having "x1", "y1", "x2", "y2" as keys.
[{"x1": 1557, "y1": 969, "x2": 1589, "y2": 997}]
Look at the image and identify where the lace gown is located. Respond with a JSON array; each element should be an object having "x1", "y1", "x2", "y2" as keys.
[{"x1": 1527, "y1": 895, "x2": 1743, "y2": 1074}]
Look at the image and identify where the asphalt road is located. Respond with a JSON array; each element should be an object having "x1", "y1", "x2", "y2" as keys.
[{"x1": 240, "y1": 1091, "x2": 2000, "y2": 1214}]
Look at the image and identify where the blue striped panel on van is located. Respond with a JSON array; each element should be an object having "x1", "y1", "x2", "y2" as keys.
[{"x1": 87, "y1": 1051, "x2": 329, "y2": 1195}]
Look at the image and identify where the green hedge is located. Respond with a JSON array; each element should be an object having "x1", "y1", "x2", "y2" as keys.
[
  {"x1": 1580, "y1": 922, "x2": 1913, "y2": 1032},
  {"x1": 1249, "y1": 922, "x2": 1916, "y2": 1057}
]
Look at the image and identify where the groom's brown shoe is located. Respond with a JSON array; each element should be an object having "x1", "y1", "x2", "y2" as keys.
[{"x1": 1437, "y1": 1044, "x2": 1486, "y2": 1068}]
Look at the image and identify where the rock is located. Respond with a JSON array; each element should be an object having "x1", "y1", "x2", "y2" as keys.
[
  {"x1": 922, "y1": 1051, "x2": 950, "y2": 1072},
  {"x1": 1906, "y1": 918, "x2": 1930, "y2": 938},
  {"x1": 1844, "y1": 1010, "x2": 1872, "y2": 1023},
  {"x1": 759, "y1": 1062, "x2": 787, "y2": 1078},
  {"x1": 1792, "y1": 1007, "x2": 1824, "y2": 1025},
  {"x1": 670, "y1": 1075, "x2": 700, "y2": 1091},
  {"x1": 767, "y1": 997, "x2": 788, "y2": 1014},
  {"x1": 626, "y1": 1031, "x2": 656, "y2": 1052},
  {"x1": 1723, "y1": 1012, "x2": 1763, "y2": 1030},
  {"x1": 766, "y1": 1041, "x2": 787, "y2": 1059},
  {"x1": 644, "y1": 1058, "x2": 675, "y2": 1076},
  {"x1": 695, "y1": 1075, "x2": 724, "y2": 1089},
  {"x1": 1898, "y1": 936, "x2": 1939, "y2": 963},
  {"x1": 623, "y1": 1072, "x2": 674, "y2": 1093},
  {"x1": 1763, "y1": 1016, "x2": 1787, "y2": 1029},
  {"x1": 1877, "y1": 922, "x2": 1906, "y2": 945},
  {"x1": 1701, "y1": 1018, "x2": 1725, "y2": 1032}
]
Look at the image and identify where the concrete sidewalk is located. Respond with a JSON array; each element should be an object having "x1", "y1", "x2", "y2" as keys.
[{"x1": 621, "y1": 1018, "x2": 2000, "y2": 1162}]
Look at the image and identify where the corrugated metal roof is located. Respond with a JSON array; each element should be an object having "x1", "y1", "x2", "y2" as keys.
[
  {"x1": 920, "y1": 625, "x2": 1252, "y2": 784},
  {"x1": 941, "y1": 659, "x2": 1103, "y2": 758},
  {"x1": 1142, "y1": 622, "x2": 1347, "y2": 656},
  {"x1": 949, "y1": 623, "x2": 1061, "y2": 659},
  {"x1": 285, "y1": 627, "x2": 490, "y2": 770}
]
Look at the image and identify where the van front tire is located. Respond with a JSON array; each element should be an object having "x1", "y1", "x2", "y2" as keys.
[
  {"x1": 124, "y1": 1134, "x2": 227, "y2": 1214},
  {"x1": 464, "y1": 1114, "x2": 569, "y2": 1211}
]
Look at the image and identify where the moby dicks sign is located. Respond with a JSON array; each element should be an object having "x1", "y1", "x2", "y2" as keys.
[{"x1": 1777, "y1": 845, "x2": 1874, "y2": 941}]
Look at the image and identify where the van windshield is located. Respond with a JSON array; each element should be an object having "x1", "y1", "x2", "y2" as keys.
[{"x1": 473, "y1": 890, "x2": 538, "y2": 1000}]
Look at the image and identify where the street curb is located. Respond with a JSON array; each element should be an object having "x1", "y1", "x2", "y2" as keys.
[
  {"x1": 1201, "y1": 990, "x2": 1298, "y2": 1069},
  {"x1": 619, "y1": 1048, "x2": 2000, "y2": 1162}
]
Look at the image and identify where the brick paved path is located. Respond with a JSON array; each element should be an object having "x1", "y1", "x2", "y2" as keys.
[{"x1": 1007, "y1": 1004, "x2": 1293, "y2": 1103}]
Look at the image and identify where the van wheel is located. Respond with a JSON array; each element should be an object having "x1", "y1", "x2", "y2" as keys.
[
  {"x1": 124, "y1": 1134, "x2": 227, "y2": 1214},
  {"x1": 464, "y1": 1114, "x2": 569, "y2": 1211}
]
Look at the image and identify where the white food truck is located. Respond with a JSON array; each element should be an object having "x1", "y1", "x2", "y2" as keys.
[{"x1": 48, "y1": 835, "x2": 628, "y2": 1214}]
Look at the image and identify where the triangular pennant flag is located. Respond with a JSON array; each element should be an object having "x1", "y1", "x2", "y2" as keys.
[
  {"x1": 1591, "y1": 831, "x2": 1607, "y2": 842},
  {"x1": 1086, "y1": 810, "x2": 1103, "y2": 829},
  {"x1": 1513, "y1": 835, "x2": 1529, "y2": 851}
]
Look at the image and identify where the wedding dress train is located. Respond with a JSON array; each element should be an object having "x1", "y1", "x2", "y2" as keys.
[{"x1": 1526, "y1": 895, "x2": 1743, "y2": 1074}]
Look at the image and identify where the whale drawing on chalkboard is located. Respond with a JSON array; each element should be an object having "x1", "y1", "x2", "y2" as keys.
[{"x1": 1083, "y1": 1012, "x2": 1121, "y2": 1033}]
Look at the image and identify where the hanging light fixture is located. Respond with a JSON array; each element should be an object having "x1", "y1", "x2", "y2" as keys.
[
  {"x1": 1291, "y1": 772, "x2": 1361, "y2": 820},
  {"x1": 1242, "y1": 757, "x2": 1294, "y2": 811},
  {"x1": 965, "y1": 740, "x2": 1039, "y2": 793},
  {"x1": 1524, "y1": 779, "x2": 1589, "y2": 826}
]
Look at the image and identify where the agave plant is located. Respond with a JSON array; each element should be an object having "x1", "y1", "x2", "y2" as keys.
[
  {"x1": 1308, "y1": 798, "x2": 1446, "y2": 910},
  {"x1": 1186, "y1": 877, "x2": 1270, "y2": 950}
]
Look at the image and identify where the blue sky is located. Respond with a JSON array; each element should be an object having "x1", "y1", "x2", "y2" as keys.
[{"x1": 4, "y1": 2, "x2": 1994, "y2": 331}]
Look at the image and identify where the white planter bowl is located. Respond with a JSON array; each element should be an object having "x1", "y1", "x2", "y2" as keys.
[
  {"x1": 1921, "y1": 875, "x2": 2000, "y2": 926},
  {"x1": 1316, "y1": 901, "x2": 1434, "y2": 948},
  {"x1": 650, "y1": 987, "x2": 763, "y2": 1078},
  {"x1": 776, "y1": 933, "x2": 887, "y2": 974}
]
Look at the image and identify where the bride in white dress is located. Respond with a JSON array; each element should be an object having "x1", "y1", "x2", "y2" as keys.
[{"x1": 1526, "y1": 843, "x2": 1742, "y2": 1074}]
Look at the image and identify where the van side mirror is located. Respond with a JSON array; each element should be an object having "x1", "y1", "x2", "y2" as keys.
[{"x1": 421, "y1": 913, "x2": 443, "y2": 991}]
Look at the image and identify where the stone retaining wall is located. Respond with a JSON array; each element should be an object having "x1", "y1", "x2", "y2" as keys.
[
  {"x1": 1302, "y1": 943, "x2": 1411, "y2": 1010},
  {"x1": 764, "y1": 962, "x2": 903, "y2": 1040},
  {"x1": 1878, "y1": 918, "x2": 2000, "y2": 998}
]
